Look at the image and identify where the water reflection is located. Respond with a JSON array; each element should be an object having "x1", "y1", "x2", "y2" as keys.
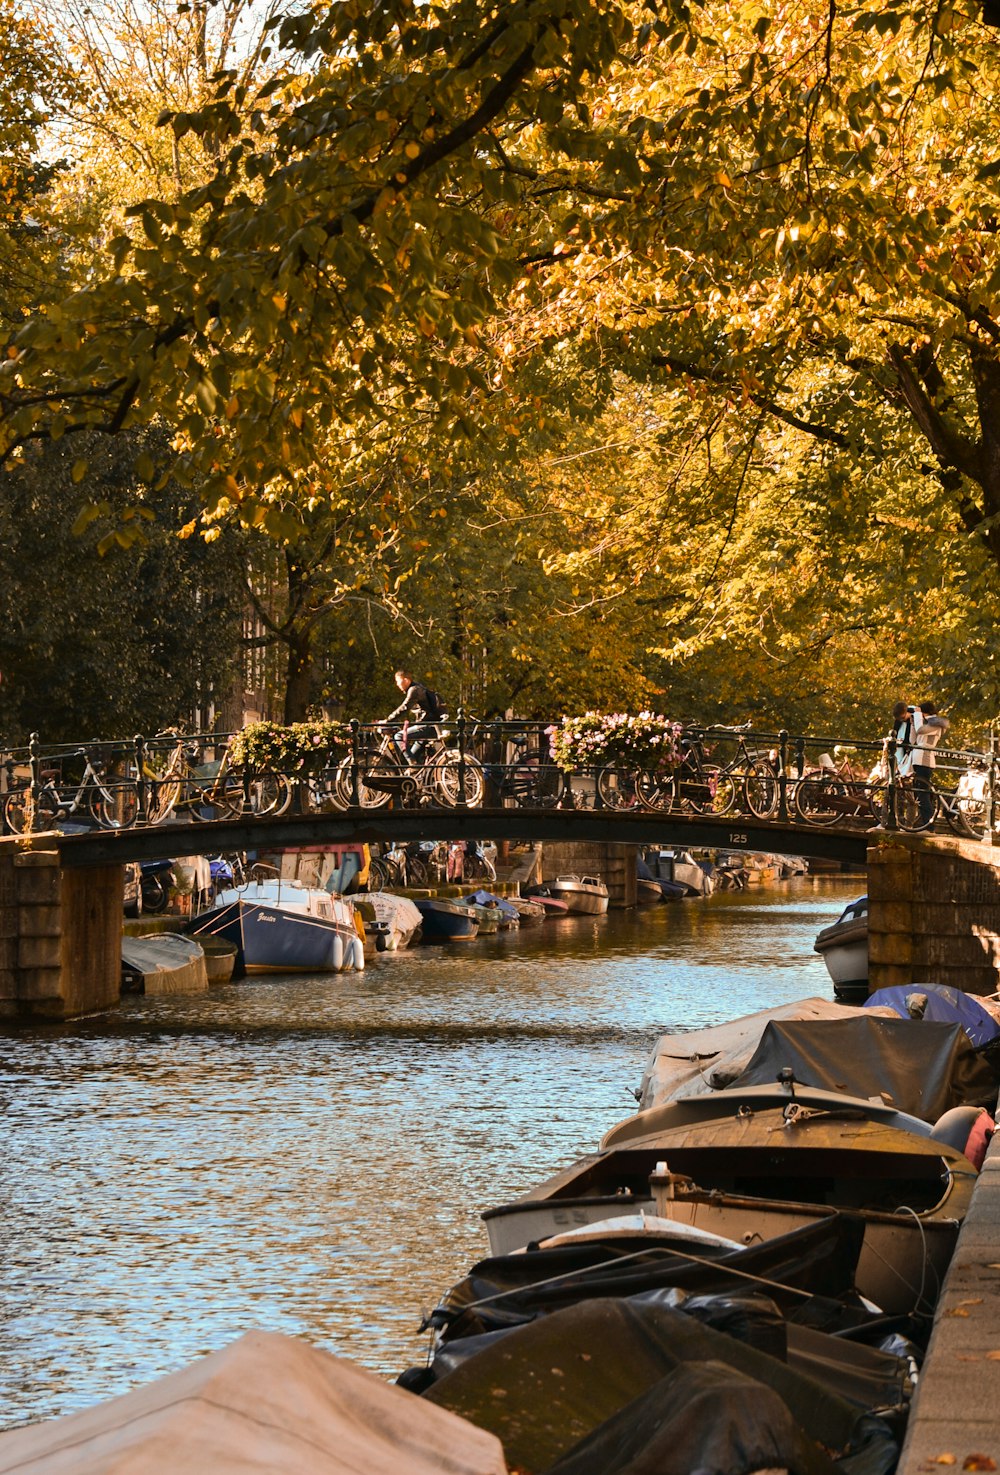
[{"x1": 0, "y1": 875, "x2": 859, "y2": 1426}]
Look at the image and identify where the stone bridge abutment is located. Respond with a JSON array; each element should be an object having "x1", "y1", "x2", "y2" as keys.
[{"x1": 867, "y1": 834, "x2": 1000, "y2": 996}]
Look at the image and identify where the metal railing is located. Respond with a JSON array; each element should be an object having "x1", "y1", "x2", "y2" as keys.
[{"x1": 1, "y1": 717, "x2": 996, "y2": 842}]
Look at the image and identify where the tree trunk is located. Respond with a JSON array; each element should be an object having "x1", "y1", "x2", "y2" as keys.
[{"x1": 283, "y1": 633, "x2": 315, "y2": 723}]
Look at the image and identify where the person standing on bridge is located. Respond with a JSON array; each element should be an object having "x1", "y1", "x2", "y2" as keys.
[{"x1": 911, "y1": 702, "x2": 950, "y2": 827}]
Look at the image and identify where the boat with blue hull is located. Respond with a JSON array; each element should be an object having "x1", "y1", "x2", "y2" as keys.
[
  {"x1": 186, "y1": 875, "x2": 363, "y2": 976},
  {"x1": 413, "y1": 897, "x2": 480, "y2": 943}
]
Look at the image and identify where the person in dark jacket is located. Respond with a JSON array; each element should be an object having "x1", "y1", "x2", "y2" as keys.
[{"x1": 386, "y1": 670, "x2": 437, "y2": 765}]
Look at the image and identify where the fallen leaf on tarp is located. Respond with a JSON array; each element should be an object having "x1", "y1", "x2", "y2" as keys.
[
  {"x1": 933, "y1": 1455, "x2": 957, "y2": 1465},
  {"x1": 963, "y1": 1456, "x2": 997, "y2": 1471},
  {"x1": 985, "y1": 1351, "x2": 1000, "y2": 1361},
  {"x1": 958, "y1": 1299, "x2": 984, "y2": 1307},
  {"x1": 946, "y1": 1308, "x2": 971, "y2": 1318}
]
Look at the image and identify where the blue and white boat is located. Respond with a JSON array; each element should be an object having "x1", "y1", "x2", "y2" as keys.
[{"x1": 186, "y1": 873, "x2": 364, "y2": 976}]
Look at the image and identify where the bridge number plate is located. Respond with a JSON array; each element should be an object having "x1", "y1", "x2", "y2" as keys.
[{"x1": 728, "y1": 833, "x2": 749, "y2": 845}]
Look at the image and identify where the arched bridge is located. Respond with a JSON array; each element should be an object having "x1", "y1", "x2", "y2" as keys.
[{"x1": 53, "y1": 803, "x2": 870, "y2": 868}]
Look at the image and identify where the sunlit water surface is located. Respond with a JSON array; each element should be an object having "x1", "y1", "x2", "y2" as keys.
[{"x1": 0, "y1": 875, "x2": 860, "y2": 1427}]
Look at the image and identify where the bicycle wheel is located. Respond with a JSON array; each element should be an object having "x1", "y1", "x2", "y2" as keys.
[
  {"x1": 897, "y1": 784, "x2": 937, "y2": 832},
  {"x1": 406, "y1": 855, "x2": 429, "y2": 887},
  {"x1": 367, "y1": 857, "x2": 391, "y2": 890},
  {"x1": 742, "y1": 762, "x2": 779, "y2": 819},
  {"x1": 4, "y1": 787, "x2": 60, "y2": 834},
  {"x1": 188, "y1": 774, "x2": 245, "y2": 822},
  {"x1": 703, "y1": 764, "x2": 739, "y2": 816},
  {"x1": 247, "y1": 770, "x2": 293, "y2": 817},
  {"x1": 794, "y1": 775, "x2": 846, "y2": 827},
  {"x1": 334, "y1": 755, "x2": 394, "y2": 810},
  {"x1": 636, "y1": 769, "x2": 676, "y2": 812},
  {"x1": 147, "y1": 777, "x2": 182, "y2": 824},
  {"x1": 89, "y1": 780, "x2": 140, "y2": 829},
  {"x1": 435, "y1": 753, "x2": 485, "y2": 808},
  {"x1": 596, "y1": 766, "x2": 638, "y2": 809}
]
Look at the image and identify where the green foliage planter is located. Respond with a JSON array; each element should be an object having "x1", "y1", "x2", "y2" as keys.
[
  {"x1": 228, "y1": 720, "x2": 349, "y2": 772},
  {"x1": 547, "y1": 713, "x2": 684, "y2": 772}
]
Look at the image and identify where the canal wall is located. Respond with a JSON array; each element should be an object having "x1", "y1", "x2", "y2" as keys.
[
  {"x1": 897, "y1": 1129, "x2": 1000, "y2": 1472},
  {"x1": 539, "y1": 841, "x2": 637, "y2": 908},
  {"x1": 0, "y1": 837, "x2": 122, "y2": 1020},
  {"x1": 867, "y1": 835, "x2": 1000, "y2": 996}
]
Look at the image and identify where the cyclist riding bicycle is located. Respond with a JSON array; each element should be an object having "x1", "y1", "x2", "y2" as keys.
[{"x1": 385, "y1": 670, "x2": 444, "y2": 766}]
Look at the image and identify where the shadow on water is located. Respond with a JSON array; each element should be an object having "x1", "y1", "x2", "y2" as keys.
[{"x1": 0, "y1": 875, "x2": 862, "y2": 1427}]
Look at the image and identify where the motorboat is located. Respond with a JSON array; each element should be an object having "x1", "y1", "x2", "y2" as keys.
[
  {"x1": 186, "y1": 872, "x2": 364, "y2": 975},
  {"x1": 545, "y1": 874, "x2": 610, "y2": 915},
  {"x1": 814, "y1": 894, "x2": 868, "y2": 997},
  {"x1": 649, "y1": 849, "x2": 713, "y2": 898},
  {"x1": 413, "y1": 896, "x2": 480, "y2": 942},
  {"x1": 481, "y1": 1085, "x2": 976, "y2": 1314},
  {"x1": 482, "y1": 1016, "x2": 996, "y2": 1313},
  {"x1": 350, "y1": 890, "x2": 423, "y2": 951},
  {"x1": 462, "y1": 891, "x2": 520, "y2": 929}
]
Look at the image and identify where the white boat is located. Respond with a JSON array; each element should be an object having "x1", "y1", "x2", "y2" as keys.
[
  {"x1": 187, "y1": 874, "x2": 364, "y2": 975},
  {"x1": 546, "y1": 874, "x2": 609, "y2": 915},
  {"x1": 651, "y1": 849, "x2": 714, "y2": 897},
  {"x1": 350, "y1": 891, "x2": 423, "y2": 951},
  {"x1": 814, "y1": 894, "x2": 868, "y2": 997}
]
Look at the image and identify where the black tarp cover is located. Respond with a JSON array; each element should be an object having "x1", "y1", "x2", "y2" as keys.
[
  {"x1": 730, "y1": 1017, "x2": 997, "y2": 1119},
  {"x1": 431, "y1": 1215, "x2": 866, "y2": 1342},
  {"x1": 424, "y1": 1295, "x2": 898, "y2": 1475}
]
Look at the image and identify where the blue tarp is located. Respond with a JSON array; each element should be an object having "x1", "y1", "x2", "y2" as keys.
[
  {"x1": 864, "y1": 983, "x2": 1000, "y2": 1049},
  {"x1": 464, "y1": 890, "x2": 521, "y2": 922}
]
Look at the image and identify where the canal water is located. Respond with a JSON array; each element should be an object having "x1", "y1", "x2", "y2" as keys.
[{"x1": 0, "y1": 874, "x2": 859, "y2": 1429}]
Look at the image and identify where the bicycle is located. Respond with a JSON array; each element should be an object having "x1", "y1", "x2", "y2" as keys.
[
  {"x1": 330, "y1": 722, "x2": 485, "y2": 810},
  {"x1": 483, "y1": 729, "x2": 563, "y2": 809},
  {"x1": 596, "y1": 729, "x2": 741, "y2": 816},
  {"x1": 3, "y1": 746, "x2": 139, "y2": 833},
  {"x1": 792, "y1": 750, "x2": 882, "y2": 828},
  {"x1": 142, "y1": 732, "x2": 292, "y2": 823},
  {"x1": 369, "y1": 842, "x2": 430, "y2": 889}
]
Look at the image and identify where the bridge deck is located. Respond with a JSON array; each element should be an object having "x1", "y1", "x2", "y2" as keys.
[{"x1": 50, "y1": 807, "x2": 871, "y2": 867}]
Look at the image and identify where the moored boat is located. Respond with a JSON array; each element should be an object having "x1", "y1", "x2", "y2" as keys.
[
  {"x1": 546, "y1": 874, "x2": 609, "y2": 915},
  {"x1": 507, "y1": 896, "x2": 546, "y2": 925},
  {"x1": 522, "y1": 884, "x2": 571, "y2": 917},
  {"x1": 186, "y1": 874, "x2": 364, "y2": 975},
  {"x1": 481, "y1": 1086, "x2": 977, "y2": 1314},
  {"x1": 814, "y1": 894, "x2": 868, "y2": 997},
  {"x1": 414, "y1": 896, "x2": 480, "y2": 943},
  {"x1": 121, "y1": 933, "x2": 209, "y2": 996},
  {"x1": 350, "y1": 890, "x2": 423, "y2": 950},
  {"x1": 463, "y1": 890, "x2": 520, "y2": 929}
]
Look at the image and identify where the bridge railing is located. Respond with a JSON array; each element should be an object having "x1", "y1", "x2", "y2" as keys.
[{"x1": 1, "y1": 718, "x2": 997, "y2": 842}]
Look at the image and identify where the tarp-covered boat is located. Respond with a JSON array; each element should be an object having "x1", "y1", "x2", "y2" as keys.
[{"x1": 0, "y1": 1329, "x2": 507, "y2": 1475}]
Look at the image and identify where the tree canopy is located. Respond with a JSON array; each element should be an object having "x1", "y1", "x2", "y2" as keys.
[{"x1": 3, "y1": 0, "x2": 1000, "y2": 737}]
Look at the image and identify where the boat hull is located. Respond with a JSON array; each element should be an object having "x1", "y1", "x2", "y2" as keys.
[
  {"x1": 413, "y1": 898, "x2": 479, "y2": 942},
  {"x1": 548, "y1": 876, "x2": 610, "y2": 915},
  {"x1": 188, "y1": 900, "x2": 359, "y2": 974},
  {"x1": 481, "y1": 1109, "x2": 976, "y2": 1314}
]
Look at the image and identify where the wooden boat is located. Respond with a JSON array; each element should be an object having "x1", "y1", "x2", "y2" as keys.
[
  {"x1": 413, "y1": 896, "x2": 479, "y2": 942},
  {"x1": 481, "y1": 1087, "x2": 976, "y2": 1313},
  {"x1": 814, "y1": 895, "x2": 868, "y2": 997},
  {"x1": 507, "y1": 897, "x2": 546, "y2": 925},
  {"x1": 636, "y1": 877, "x2": 665, "y2": 906},
  {"x1": 546, "y1": 874, "x2": 609, "y2": 915},
  {"x1": 186, "y1": 875, "x2": 364, "y2": 975}
]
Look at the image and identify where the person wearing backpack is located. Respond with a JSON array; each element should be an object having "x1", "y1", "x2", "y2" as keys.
[{"x1": 385, "y1": 669, "x2": 444, "y2": 765}]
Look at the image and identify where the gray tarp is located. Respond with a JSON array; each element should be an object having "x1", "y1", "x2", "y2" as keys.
[{"x1": 731, "y1": 1017, "x2": 998, "y2": 1120}]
